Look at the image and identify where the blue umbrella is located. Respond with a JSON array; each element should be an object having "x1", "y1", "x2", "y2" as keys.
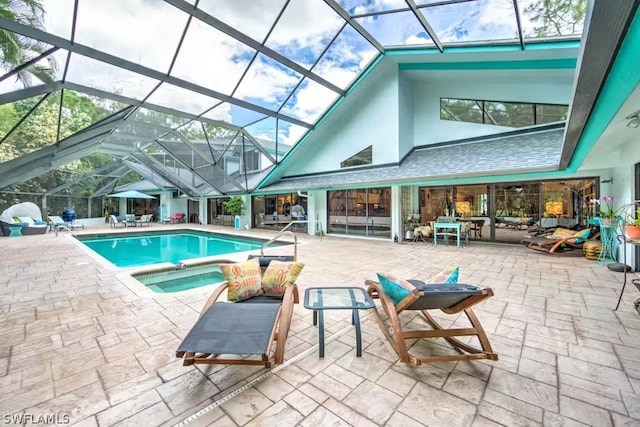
[{"x1": 108, "y1": 190, "x2": 156, "y2": 199}]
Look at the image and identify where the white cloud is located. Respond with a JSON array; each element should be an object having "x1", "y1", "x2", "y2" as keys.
[
  {"x1": 281, "y1": 78, "x2": 340, "y2": 123},
  {"x1": 198, "y1": 0, "x2": 287, "y2": 43},
  {"x1": 349, "y1": 0, "x2": 407, "y2": 15},
  {"x1": 233, "y1": 55, "x2": 301, "y2": 109},
  {"x1": 265, "y1": 0, "x2": 344, "y2": 67},
  {"x1": 146, "y1": 83, "x2": 220, "y2": 115},
  {"x1": 73, "y1": 0, "x2": 188, "y2": 72},
  {"x1": 171, "y1": 19, "x2": 255, "y2": 96},
  {"x1": 66, "y1": 53, "x2": 159, "y2": 100},
  {"x1": 202, "y1": 103, "x2": 232, "y2": 124},
  {"x1": 421, "y1": 0, "x2": 518, "y2": 43}
]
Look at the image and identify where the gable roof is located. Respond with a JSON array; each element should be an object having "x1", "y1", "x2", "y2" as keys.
[{"x1": 259, "y1": 124, "x2": 564, "y2": 192}]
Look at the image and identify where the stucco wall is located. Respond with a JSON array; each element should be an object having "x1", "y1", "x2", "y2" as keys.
[
  {"x1": 411, "y1": 68, "x2": 575, "y2": 145},
  {"x1": 273, "y1": 60, "x2": 400, "y2": 177}
]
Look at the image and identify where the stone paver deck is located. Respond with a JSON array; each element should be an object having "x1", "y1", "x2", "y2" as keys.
[{"x1": 1, "y1": 224, "x2": 639, "y2": 426}]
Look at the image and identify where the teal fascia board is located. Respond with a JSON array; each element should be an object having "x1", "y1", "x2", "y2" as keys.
[
  {"x1": 256, "y1": 53, "x2": 384, "y2": 190},
  {"x1": 386, "y1": 39, "x2": 580, "y2": 56},
  {"x1": 346, "y1": 54, "x2": 385, "y2": 96},
  {"x1": 399, "y1": 58, "x2": 577, "y2": 71},
  {"x1": 568, "y1": 9, "x2": 640, "y2": 171}
]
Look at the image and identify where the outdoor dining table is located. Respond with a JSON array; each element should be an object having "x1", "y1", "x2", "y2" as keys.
[{"x1": 433, "y1": 222, "x2": 462, "y2": 248}]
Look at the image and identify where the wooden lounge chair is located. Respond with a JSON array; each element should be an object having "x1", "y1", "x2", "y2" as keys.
[
  {"x1": 176, "y1": 256, "x2": 298, "y2": 368},
  {"x1": 525, "y1": 227, "x2": 597, "y2": 256},
  {"x1": 365, "y1": 278, "x2": 498, "y2": 365}
]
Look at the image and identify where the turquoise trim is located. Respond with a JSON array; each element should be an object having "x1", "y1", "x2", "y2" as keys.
[
  {"x1": 346, "y1": 55, "x2": 384, "y2": 96},
  {"x1": 523, "y1": 40, "x2": 582, "y2": 50},
  {"x1": 386, "y1": 39, "x2": 580, "y2": 56},
  {"x1": 568, "y1": 9, "x2": 640, "y2": 171},
  {"x1": 315, "y1": 95, "x2": 345, "y2": 128},
  {"x1": 256, "y1": 53, "x2": 384, "y2": 190},
  {"x1": 399, "y1": 58, "x2": 576, "y2": 71}
]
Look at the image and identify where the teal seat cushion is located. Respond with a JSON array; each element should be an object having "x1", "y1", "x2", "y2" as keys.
[{"x1": 376, "y1": 273, "x2": 416, "y2": 305}]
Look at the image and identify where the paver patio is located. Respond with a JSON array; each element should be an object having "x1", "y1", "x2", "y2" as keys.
[{"x1": 1, "y1": 224, "x2": 640, "y2": 426}]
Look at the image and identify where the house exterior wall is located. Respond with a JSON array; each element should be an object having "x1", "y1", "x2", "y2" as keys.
[
  {"x1": 398, "y1": 72, "x2": 414, "y2": 160},
  {"x1": 275, "y1": 60, "x2": 400, "y2": 177},
  {"x1": 411, "y1": 68, "x2": 576, "y2": 146}
]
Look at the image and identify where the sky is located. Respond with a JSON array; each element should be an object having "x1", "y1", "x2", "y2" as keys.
[{"x1": 1, "y1": 0, "x2": 585, "y2": 155}]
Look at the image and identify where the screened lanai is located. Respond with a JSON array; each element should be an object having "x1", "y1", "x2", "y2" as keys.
[{"x1": 0, "y1": 0, "x2": 587, "y2": 211}]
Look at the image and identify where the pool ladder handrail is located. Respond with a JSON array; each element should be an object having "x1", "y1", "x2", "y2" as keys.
[
  {"x1": 277, "y1": 219, "x2": 324, "y2": 241},
  {"x1": 260, "y1": 230, "x2": 298, "y2": 260},
  {"x1": 259, "y1": 220, "x2": 324, "y2": 260}
]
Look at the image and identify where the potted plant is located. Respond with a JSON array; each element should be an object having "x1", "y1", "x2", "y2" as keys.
[
  {"x1": 223, "y1": 196, "x2": 245, "y2": 229},
  {"x1": 626, "y1": 208, "x2": 640, "y2": 239},
  {"x1": 595, "y1": 195, "x2": 618, "y2": 226}
]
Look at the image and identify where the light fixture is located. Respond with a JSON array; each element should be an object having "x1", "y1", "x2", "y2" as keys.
[
  {"x1": 627, "y1": 110, "x2": 640, "y2": 128},
  {"x1": 545, "y1": 201, "x2": 563, "y2": 215}
]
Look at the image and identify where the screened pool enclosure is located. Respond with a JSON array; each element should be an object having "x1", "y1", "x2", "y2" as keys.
[{"x1": 0, "y1": 0, "x2": 586, "y2": 216}]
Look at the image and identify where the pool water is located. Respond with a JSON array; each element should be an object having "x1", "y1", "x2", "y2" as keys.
[
  {"x1": 136, "y1": 264, "x2": 226, "y2": 293},
  {"x1": 78, "y1": 231, "x2": 274, "y2": 267}
]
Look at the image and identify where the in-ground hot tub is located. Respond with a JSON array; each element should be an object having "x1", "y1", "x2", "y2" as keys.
[{"x1": 132, "y1": 259, "x2": 234, "y2": 293}]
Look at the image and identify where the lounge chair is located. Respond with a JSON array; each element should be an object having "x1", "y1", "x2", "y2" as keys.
[
  {"x1": 176, "y1": 255, "x2": 299, "y2": 368},
  {"x1": 67, "y1": 220, "x2": 84, "y2": 230},
  {"x1": 365, "y1": 273, "x2": 498, "y2": 365},
  {"x1": 135, "y1": 214, "x2": 152, "y2": 227},
  {"x1": 525, "y1": 227, "x2": 596, "y2": 256},
  {"x1": 165, "y1": 213, "x2": 185, "y2": 224},
  {"x1": 109, "y1": 215, "x2": 126, "y2": 228},
  {"x1": 0, "y1": 202, "x2": 48, "y2": 236},
  {"x1": 48, "y1": 215, "x2": 67, "y2": 232}
]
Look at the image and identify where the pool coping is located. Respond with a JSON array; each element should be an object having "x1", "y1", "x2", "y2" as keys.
[{"x1": 69, "y1": 227, "x2": 297, "y2": 297}]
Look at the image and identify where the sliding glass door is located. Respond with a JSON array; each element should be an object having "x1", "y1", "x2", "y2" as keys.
[{"x1": 327, "y1": 187, "x2": 391, "y2": 238}]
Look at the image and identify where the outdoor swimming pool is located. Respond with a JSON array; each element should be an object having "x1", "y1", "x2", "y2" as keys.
[{"x1": 78, "y1": 230, "x2": 280, "y2": 267}]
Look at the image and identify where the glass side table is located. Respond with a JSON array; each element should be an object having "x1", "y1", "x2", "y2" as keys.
[
  {"x1": 303, "y1": 287, "x2": 375, "y2": 358},
  {"x1": 8, "y1": 226, "x2": 23, "y2": 237}
]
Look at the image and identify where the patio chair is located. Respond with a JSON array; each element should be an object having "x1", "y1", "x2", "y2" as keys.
[
  {"x1": 164, "y1": 212, "x2": 185, "y2": 224},
  {"x1": 176, "y1": 255, "x2": 301, "y2": 368},
  {"x1": 135, "y1": 214, "x2": 152, "y2": 227},
  {"x1": 525, "y1": 227, "x2": 595, "y2": 256},
  {"x1": 365, "y1": 272, "x2": 498, "y2": 365},
  {"x1": 109, "y1": 215, "x2": 126, "y2": 228},
  {"x1": 47, "y1": 215, "x2": 67, "y2": 232}
]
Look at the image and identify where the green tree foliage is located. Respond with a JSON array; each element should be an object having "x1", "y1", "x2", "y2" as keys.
[
  {"x1": 0, "y1": 91, "x2": 130, "y2": 210},
  {"x1": 0, "y1": 0, "x2": 56, "y2": 85},
  {"x1": 524, "y1": 0, "x2": 587, "y2": 37}
]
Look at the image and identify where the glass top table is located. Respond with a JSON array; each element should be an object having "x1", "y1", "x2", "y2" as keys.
[{"x1": 303, "y1": 287, "x2": 375, "y2": 358}]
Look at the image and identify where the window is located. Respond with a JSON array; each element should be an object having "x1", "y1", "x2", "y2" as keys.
[
  {"x1": 440, "y1": 98, "x2": 568, "y2": 128},
  {"x1": 340, "y1": 145, "x2": 372, "y2": 168},
  {"x1": 241, "y1": 149, "x2": 260, "y2": 173}
]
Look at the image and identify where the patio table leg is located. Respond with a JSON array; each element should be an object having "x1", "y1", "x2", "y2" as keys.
[{"x1": 318, "y1": 309, "x2": 325, "y2": 358}]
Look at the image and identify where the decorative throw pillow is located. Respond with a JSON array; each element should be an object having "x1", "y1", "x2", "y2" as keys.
[
  {"x1": 572, "y1": 228, "x2": 591, "y2": 243},
  {"x1": 549, "y1": 228, "x2": 574, "y2": 239},
  {"x1": 219, "y1": 259, "x2": 263, "y2": 302},
  {"x1": 261, "y1": 261, "x2": 305, "y2": 294},
  {"x1": 18, "y1": 216, "x2": 34, "y2": 225},
  {"x1": 376, "y1": 273, "x2": 416, "y2": 305},
  {"x1": 426, "y1": 265, "x2": 459, "y2": 284}
]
